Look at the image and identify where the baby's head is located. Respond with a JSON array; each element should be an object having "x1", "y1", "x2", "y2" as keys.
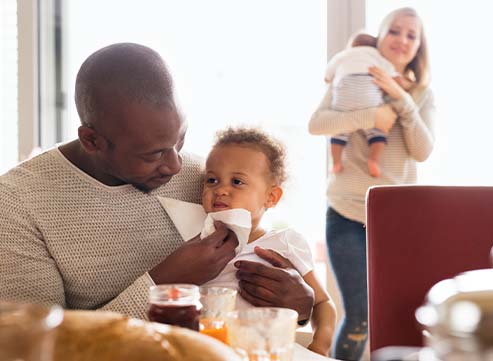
[
  {"x1": 349, "y1": 33, "x2": 377, "y2": 48},
  {"x1": 202, "y1": 127, "x2": 286, "y2": 227}
]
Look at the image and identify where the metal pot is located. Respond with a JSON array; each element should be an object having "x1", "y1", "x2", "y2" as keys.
[{"x1": 416, "y1": 269, "x2": 493, "y2": 361}]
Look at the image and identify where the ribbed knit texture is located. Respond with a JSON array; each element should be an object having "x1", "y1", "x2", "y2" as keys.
[
  {"x1": 309, "y1": 86, "x2": 435, "y2": 223},
  {"x1": 0, "y1": 148, "x2": 203, "y2": 319},
  {"x1": 332, "y1": 75, "x2": 384, "y2": 111}
]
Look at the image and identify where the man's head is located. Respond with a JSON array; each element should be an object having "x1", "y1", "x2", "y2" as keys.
[{"x1": 75, "y1": 43, "x2": 186, "y2": 191}]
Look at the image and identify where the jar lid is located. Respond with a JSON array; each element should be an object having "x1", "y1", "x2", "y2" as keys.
[
  {"x1": 416, "y1": 269, "x2": 493, "y2": 344},
  {"x1": 149, "y1": 284, "x2": 200, "y2": 305}
]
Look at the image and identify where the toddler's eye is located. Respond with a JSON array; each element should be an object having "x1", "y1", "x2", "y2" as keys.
[
  {"x1": 233, "y1": 179, "x2": 244, "y2": 186},
  {"x1": 206, "y1": 178, "x2": 217, "y2": 184}
]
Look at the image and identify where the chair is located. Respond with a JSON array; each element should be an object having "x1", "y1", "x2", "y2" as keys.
[{"x1": 366, "y1": 185, "x2": 493, "y2": 352}]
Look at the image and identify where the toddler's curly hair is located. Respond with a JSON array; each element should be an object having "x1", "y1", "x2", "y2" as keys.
[{"x1": 213, "y1": 127, "x2": 287, "y2": 185}]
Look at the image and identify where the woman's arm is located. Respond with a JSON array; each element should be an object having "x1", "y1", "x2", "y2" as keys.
[
  {"x1": 308, "y1": 85, "x2": 379, "y2": 136},
  {"x1": 303, "y1": 271, "x2": 337, "y2": 357},
  {"x1": 369, "y1": 66, "x2": 435, "y2": 161},
  {"x1": 391, "y1": 89, "x2": 435, "y2": 162}
]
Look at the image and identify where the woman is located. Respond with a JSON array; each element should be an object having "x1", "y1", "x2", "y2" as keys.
[{"x1": 309, "y1": 7, "x2": 435, "y2": 360}]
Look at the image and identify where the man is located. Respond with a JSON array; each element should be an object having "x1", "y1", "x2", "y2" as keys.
[{"x1": 0, "y1": 43, "x2": 313, "y2": 322}]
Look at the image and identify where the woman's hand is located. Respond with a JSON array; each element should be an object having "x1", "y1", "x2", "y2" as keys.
[
  {"x1": 369, "y1": 66, "x2": 407, "y2": 100},
  {"x1": 374, "y1": 104, "x2": 397, "y2": 133}
]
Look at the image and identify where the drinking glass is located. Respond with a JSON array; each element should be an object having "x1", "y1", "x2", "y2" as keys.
[
  {"x1": 148, "y1": 284, "x2": 202, "y2": 331},
  {"x1": 199, "y1": 286, "x2": 237, "y2": 343},
  {"x1": 226, "y1": 307, "x2": 298, "y2": 361},
  {"x1": 0, "y1": 302, "x2": 63, "y2": 361}
]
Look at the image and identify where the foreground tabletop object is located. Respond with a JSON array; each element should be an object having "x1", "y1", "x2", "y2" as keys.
[
  {"x1": 416, "y1": 268, "x2": 493, "y2": 360},
  {"x1": 54, "y1": 310, "x2": 242, "y2": 361}
]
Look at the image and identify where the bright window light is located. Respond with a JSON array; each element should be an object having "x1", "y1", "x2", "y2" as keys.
[
  {"x1": 366, "y1": 1, "x2": 493, "y2": 185},
  {"x1": 62, "y1": 0, "x2": 328, "y2": 242}
]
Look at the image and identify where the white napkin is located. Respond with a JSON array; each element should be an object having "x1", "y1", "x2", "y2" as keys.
[{"x1": 157, "y1": 196, "x2": 251, "y2": 253}]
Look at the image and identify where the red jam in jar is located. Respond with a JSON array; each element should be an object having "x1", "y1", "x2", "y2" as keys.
[{"x1": 148, "y1": 284, "x2": 201, "y2": 331}]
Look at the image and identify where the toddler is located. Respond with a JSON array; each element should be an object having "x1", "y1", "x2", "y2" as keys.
[
  {"x1": 325, "y1": 33, "x2": 401, "y2": 177},
  {"x1": 201, "y1": 127, "x2": 336, "y2": 356}
]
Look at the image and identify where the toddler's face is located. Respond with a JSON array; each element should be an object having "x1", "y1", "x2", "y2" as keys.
[{"x1": 202, "y1": 144, "x2": 276, "y2": 226}]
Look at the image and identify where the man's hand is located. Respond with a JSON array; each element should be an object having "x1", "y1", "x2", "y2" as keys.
[
  {"x1": 235, "y1": 247, "x2": 314, "y2": 321},
  {"x1": 149, "y1": 221, "x2": 238, "y2": 285}
]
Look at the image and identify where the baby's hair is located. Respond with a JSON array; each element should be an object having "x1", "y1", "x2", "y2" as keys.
[
  {"x1": 349, "y1": 33, "x2": 377, "y2": 48},
  {"x1": 213, "y1": 127, "x2": 287, "y2": 185}
]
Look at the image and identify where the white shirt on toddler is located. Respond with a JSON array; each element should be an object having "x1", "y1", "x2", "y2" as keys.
[{"x1": 202, "y1": 228, "x2": 314, "y2": 309}]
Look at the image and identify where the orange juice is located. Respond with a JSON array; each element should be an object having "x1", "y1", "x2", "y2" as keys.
[
  {"x1": 247, "y1": 354, "x2": 282, "y2": 361},
  {"x1": 199, "y1": 318, "x2": 229, "y2": 344}
]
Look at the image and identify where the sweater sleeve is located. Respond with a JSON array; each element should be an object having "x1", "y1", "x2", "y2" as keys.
[
  {"x1": 0, "y1": 183, "x2": 155, "y2": 319},
  {"x1": 391, "y1": 87, "x2": 436, "y2": 162},
  {"x1": 99, "y1": 273, "x2": 155, "y2": 319},
  {"x1": 308, "y1": 85, "x2": 377, "y2": 136},
  {"x1": 0, "y1": 184, "x2": 66, "y2": 307}
]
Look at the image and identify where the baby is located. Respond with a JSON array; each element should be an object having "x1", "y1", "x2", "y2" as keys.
[
  {"x1": 201, "y1": 127, "x2": 336, "y2": 356},
  {"x1": 325, "y1": 33, "x2": 401, "y2": 177}
]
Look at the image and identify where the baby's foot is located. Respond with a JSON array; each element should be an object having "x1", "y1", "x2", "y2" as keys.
[
  {"x1": 368, "y1": 159, "x2": 381, "y2": 178},
  {"x1": 332, "y1": 162, "x2": 343, "y2": 174}
]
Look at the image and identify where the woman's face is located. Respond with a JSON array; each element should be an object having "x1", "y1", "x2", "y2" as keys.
[{"x1": 378, "y1": 15, "x2": 421, "y2": 73}]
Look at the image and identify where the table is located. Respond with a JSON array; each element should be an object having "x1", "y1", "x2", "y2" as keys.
[{"x1": 293, "y1": 343, "x2": 338, "y2": 360}]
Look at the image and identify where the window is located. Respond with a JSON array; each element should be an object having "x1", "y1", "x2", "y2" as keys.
[
  {"x1": 366, "y1": 1, "x2": 493, "y2": 185},
  {"x1": 59, "y1": 0, "x2": 328, "y2": 241}
]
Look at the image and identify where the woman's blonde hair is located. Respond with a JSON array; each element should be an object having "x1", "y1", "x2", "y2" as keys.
[{"x1": 377, "y1": 7, "x2": 430, "y2": 89}]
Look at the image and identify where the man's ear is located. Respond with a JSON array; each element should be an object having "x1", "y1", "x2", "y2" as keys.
[
  {"x1": 78, "y1": 125, "x2": 102, "y2": 154},
  {"x1": 265, "y1": 185, "x2": 283, "y2": 209}
]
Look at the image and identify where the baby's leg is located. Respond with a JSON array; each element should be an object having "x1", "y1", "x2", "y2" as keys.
[
  {"x1": 368, "y1": 142, "x2": 385, "y2": 177},
  {"x1": 365, "y1": 129, "x2": 387, "y2": 178},
  {"x1": 330, "y1": 135, "x2": 348, "y2": 173}
]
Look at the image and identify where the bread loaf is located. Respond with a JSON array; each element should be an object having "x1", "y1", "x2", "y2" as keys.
[{"x1": 54, "y1": 310, "x2": 241, "y2": 361}]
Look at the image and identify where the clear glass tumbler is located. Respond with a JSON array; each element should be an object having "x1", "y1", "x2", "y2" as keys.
[
  {"x1": 199, "y1": 286, "x2": 237, "y2": 343},
  {"x1": 226, "y1": 307, "x2": 298, "y2": 361},
  {"x1": 0, "y1": 301, "x2": 63, "y2": 361}
]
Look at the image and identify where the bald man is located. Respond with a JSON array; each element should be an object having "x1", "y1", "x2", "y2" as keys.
[{"x1": 0, "y1": 43, "x2": 314, "y2": 322}]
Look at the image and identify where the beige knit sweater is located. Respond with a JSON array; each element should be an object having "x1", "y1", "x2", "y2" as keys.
[
  {"x1": 309, "y1": 86, "x2": 435, "y2": 223},
  {"x1": 0, "y1": 148, "x2": 203, "y2": 319}
]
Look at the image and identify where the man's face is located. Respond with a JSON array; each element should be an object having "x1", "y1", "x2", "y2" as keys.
[{"x1": 97, "y1": 100, "x2": 187, "y2": 191}]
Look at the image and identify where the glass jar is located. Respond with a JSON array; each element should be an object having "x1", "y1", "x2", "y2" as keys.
[
  {"x1": 199, "y1": 286, "x2": 237, "y2": 343},
  {"x1": 416, "y1": 269, "x2": 493, "y2": 361},
  {"x1": 226, "y1": 307, "x2": 298, "y2": 361},
  {"x1": 148, "y1": 284, "x2": 202, "y2": 331}
]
